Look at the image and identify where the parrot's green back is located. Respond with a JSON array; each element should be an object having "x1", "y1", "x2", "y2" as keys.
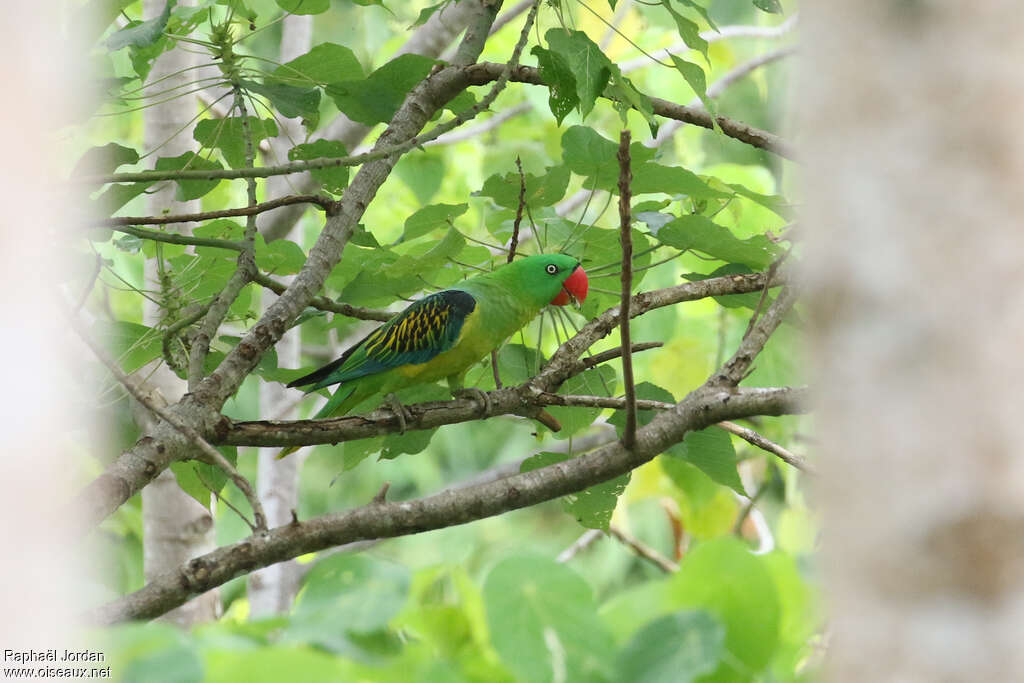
[{"x1": 286, "y1": 253, "x2": 582, "y2": 426}]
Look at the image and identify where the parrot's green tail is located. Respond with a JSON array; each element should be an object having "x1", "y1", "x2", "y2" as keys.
[{"x1": 275, "y1": 385, "x2": 360, "y2": 459}]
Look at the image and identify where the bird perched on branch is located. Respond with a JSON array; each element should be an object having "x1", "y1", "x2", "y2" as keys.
[{"x1": 278, "y1": 253, "x2": 589, "y2": 458}]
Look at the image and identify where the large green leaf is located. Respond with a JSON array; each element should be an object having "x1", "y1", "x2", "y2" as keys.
[
  {"x1": 241, "y1": 79, "x2": 320, "y2": 127},
  {"x1": 531, "y1": 45, "x2": 579, "y2": 124},
  {"x1": 669, "y1": 54, "x2": 715, "y2": 117},
  {"x1": 660, "y1": 0, "x2": 709, "y2": 62},
  {"x1": 476, "y1": 165, "x2": 570, "y2": 209},
  {"x1": 286, "y1": 554, "x2": 411, "y2": 652},
  {"x1": 274, "y1": 0, "x2": 329, "y2": 15},
  {"x1": 544, "y1": 29, "x2": 612, "y2": 120},
  {"x1": 96, "y1": 321, "x2": 162, "y2": 374},
  {"x1": 483, "y1": 556, "x2": 617, "y2": 682},
  {"x1": 193, "y1": 117, "x2": 278, "y2": 169},
  {"x1": 103, "y1": 622, "x2": 203, "y2": 683},
  {"x1": 272, "y1": 42, "x2": 363, "y2": 85},
  {"x1": 154, "y1": 152, "x2": 223, "y2": 201},
  {"x1": 521, "y1": 449, "x2": 629, "y2": 530},
  {"x1": 668, "y1": 538, "x2": 781, "y2": 681},
  {"x1": 106, "y1": 0, "x2": 174, "y2": 50},
  {"x1": 73, "y1": 143, "x2": 139, "y2": 177},
  {"x1": 326, "y1": 54, "x2": 436, "y2": 126},
  {"x1": 561, "y1": 126, "x2": 655, "y2": 191},
  {"x1": 608, "y1": 383, "x2": 745, "y2": 494},
  {"x1": 288, "y1": 139, "x2": 350, "y2": 194},
  {"x1": 402, "y1": 203, "x2": 468, "y2": 241},
  {"x1": 658, "y1": 214, "x2": 781, "y2": 269},
  {"x1": 616, "y1": 611, "x2": 725, "y2": 683}
]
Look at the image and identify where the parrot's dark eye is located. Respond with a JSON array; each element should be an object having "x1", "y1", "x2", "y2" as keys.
[{"x1": 545, "y1": 263, "x2": 558, "y2": 275}]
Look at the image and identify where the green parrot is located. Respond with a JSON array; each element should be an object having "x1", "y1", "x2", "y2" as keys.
[{"x1": 278, "y1": 253, "x2": 589, "y2": 458}]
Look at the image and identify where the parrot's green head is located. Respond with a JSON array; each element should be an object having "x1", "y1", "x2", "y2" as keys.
[{"x1": 498, "y1": 253, "x2": 589, "y2": 309}]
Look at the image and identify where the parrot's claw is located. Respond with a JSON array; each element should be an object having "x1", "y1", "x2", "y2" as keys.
[
  {"x1": 384, "y1": 393, "x2": 412, "y2": 434},
  {"x1": 453, "y1": 387, "x2": 492, "y2": 418}
]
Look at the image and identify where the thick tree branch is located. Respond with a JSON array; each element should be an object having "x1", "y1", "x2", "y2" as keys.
[
  {"x1": 464, "y1": 64, "x2": 796, "y2": 159},
  {"x1": 92, "y1": 384, "x2": 802, "y2": 624},
  {"x1": 250, "y1": 272, "x2": 392, "y2": 322}
]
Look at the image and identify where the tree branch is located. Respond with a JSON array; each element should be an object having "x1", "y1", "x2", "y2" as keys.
[
  {"x1": 92, "y1": 194, "x2": 334, "y2": 228},
  {"x1": 617, "y1": 129, "x2": 637, "y2": 449},
  {"x1": 91, "y1": 384, "x2": 802, "y2": 624}
]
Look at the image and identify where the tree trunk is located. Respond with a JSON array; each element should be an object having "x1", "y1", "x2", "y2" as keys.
[
  {"x1": 803, "y1": 2, "x2": 1024, "y2": 679},
  {"x1": 140, "y1": 0, "x2": 219, "y2": 627},
  {"x1": 247, "y1": 13, "x2": 311, "y2": 619}
]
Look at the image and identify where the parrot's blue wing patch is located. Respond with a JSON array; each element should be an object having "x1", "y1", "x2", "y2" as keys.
[{"x1": 287, "y1": 289, "x2": 477, "y2": 391}]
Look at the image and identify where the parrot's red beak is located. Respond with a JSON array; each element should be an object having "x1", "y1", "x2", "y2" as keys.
[{"x1": 551, "y1": 265, "x2": 589, "y2": 307}]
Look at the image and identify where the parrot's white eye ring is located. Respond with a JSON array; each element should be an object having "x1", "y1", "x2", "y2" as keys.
[{"x1": 545, "y1": 264, "x2": 558, "y2": 274}]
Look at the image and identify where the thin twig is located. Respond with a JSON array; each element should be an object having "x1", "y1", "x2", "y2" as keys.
[
  {"x1": 608, "y1": 523, "x2": 679, "y2": 573},
  {"x1": 617, "y1": 130, "x2": 637, "y2": 449},
  {"x1": 717, "y1": 420, "x2": 812, "y2": 473},
  {"x1": 556, "y1": 529, "x2": 603, "y2": 563},
  {"x1": 92, "y1": 194, "x2": 334, "y2": 227},
  {"x1": 250, "y1": 272, "x2": 391, "y2": 321}
]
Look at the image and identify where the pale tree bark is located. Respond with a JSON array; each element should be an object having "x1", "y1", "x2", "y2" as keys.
[
  {"x1": 140, "y1": 0, "x2": 218, "y2": 627},
  {"x1": 802, "y1": 2, "x2": 1024, "y2": 680},
  {"x1": 248, "y1": 13, "x2": 312, "y2": 619},
  {"x1": 0, "y1": 0, "x2": 81, "y2": 656}
]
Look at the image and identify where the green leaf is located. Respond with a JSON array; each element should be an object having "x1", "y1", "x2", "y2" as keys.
[
  {"x1": 477, "y1": 164, "x2": 570, "y2": 209},
  {"x1": 632, "y1": 162, "x2": 731, "y2": 199},
  {"x1": 103, "y1": 622, "x2": 203, "y2": 683},
  {"x1": 288, "y1": 139, "x2": 350, "y2": 194},
  {"x1": 241, "y1": 79, "x2": 320, "y2": 127},
  {"x1": 193, "y1": 117, "x2": 278, "y2": 169},
  {"x1": 154, "y1": 152, "x2": 223, "y2": 201},
  {"x1": 272, "y1": 42, "x2": 363, "y2": 85},
  {"x1": 547, "y1": 365, "x2": 617, "y2": 438},
  {"x1": 274, "y1": 0, "x2": 329, "y2": 14},
  {"x1": 93, "y1": 182, "x2": 154, "y2": 216},
  {"x1": 658, "y1": 214, "x2": 781, "y2": 269},
  {"x1": 483, "y1": 556, "x2": 617, "y2": 682},
  {"x1": 544, "y1": 29, "x2": 611, "y2": 120},
  {"x1": 676, "y1": 428, "x2": 745, "y2": 495},
  {"x1": 395, "y1": 153, "x2": 446, "y2": 204},
  {"x1": 326, "y1": 54, "x2": 436, "y2": 126},
  {"x1": 72, "y1": 143, "x2": 139, "y2": 177},
  {"x1": 660, "y1": 0, "x2": 709, "y2": 62},
  {"x1": 617, "y1": 611, "x2": 725, "y2": 683},
  {"x1": 561, "y1": 125, "x2": 655, "y2": 190},
  {"x1": 411, "y1": 2, "x2": 446, "y2": 28},
  {"x1": 668, "y1": 54, "x2": 715, "y2": 118},
  {"x1": 254, "y1": 236, "x2": 307, "y2": 275},
  {"x1": 676, "y1": 0, "x2": 719, "y2": 31},
  {"x1": 403, "y1": 203, "x2": 468, "y2": 241},
  {"x1": 169, "y1": 450, "x2": 233, "y2": 510},
  {"x1": 753, "y1": 0, "x2": 783, "y2": 13},
  {"x1": 531, "y1": 45, "x2": 579, "y2": 125},
  {"x1": 106, "y1": 0, "x2": 174, "y2": 50},
  {"x1": 288, "y1": 554, "x2": 410, "y2": 652},
  {"x1": 96, "y1": 321, "x2": 161, "y2": 374},
  {"x1": 521, "y1": 451, "x2": 629, "y2": 530},
  {"x1": 607, "y1": 383, "x2": 744, "y2": 494},
  {"x1": 668, "y1": 538, "x2": 781, "y2": 680}
]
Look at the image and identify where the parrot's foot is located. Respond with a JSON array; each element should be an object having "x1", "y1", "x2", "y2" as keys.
[
  {"x1": 384, "y1": 393, "x2": 412, "y2": 434},
  {"x1": 453, "y1": 387, "x2": 492, "y2": 417}
]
